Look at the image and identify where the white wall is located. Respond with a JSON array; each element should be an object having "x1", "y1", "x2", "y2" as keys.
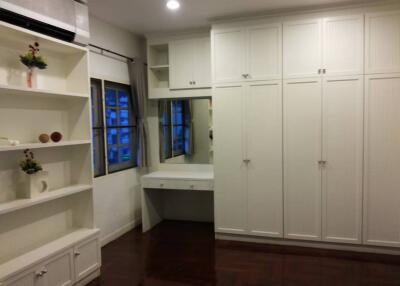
[{"x1": 89, "y1": 15, "x2": 146, "y2": 246}]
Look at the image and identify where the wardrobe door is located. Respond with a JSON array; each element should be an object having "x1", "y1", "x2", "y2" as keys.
[
  {"x1": 193, "y1": 37, "x2": 212, "y2": 88},
  {"x1": 364, "y1": 74, "x2": 400, "y2": 247},
  {"x1": 322, "y1": 76, "x2": 363, "y2": 244},
  {"x1": 212, "y1": 29, "x2": 246, "y2": 83},
  {"x1": 247, "y1": 23, "x2": 282, "y2": 81},
  {"x1": 284, "y1": 78, "x2": 322, "y2": 241},
  {"x1": 246, "y1": 81, "x2": 283, "y2": 237},
  {"x1": 323, "y1": 15, "x2": 364, "y2": 76},
  {"x1": 213, "y1": 84, "x2": 247, "y2": 234},
  {"x1": 169, "y1": 39, "x2": 194, "y2": 89},
  {"x1": 283, "y1": 19, "x2": 322, "y2": 79},
  {"x1": 365, "y1": 11, "x2": 400, "y2": 74}
]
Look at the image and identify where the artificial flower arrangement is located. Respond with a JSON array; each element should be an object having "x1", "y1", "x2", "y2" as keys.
[
  {"x1": 20, "y1": 42, "x2": 47, "y2": 69},
  {"x1": 20, "y1": 149, "x2": 43, "y2": 175},
  {"x1": 20, "y1": 42, "x2": 47, "y2": 88}
]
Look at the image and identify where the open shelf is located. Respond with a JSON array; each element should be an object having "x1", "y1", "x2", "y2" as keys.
[
  {"x1": 0, "y1": 228, "x2": 100, "y2": 279},
  {"x1": 0, "y1": 140, "x2": 91, "y2": 152},
  {"x1": 0, "y1": 84, "x2": 89, "y2": 99},
  {"x1": 0, "y1": 184, "x2": 92, "y2": 216}
]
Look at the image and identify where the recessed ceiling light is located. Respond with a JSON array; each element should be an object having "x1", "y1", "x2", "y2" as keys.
[{"x1": 166, "y1": 0, "x2": 180, "y2": 10}]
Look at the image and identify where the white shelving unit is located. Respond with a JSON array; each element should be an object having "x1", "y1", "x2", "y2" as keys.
[
  {"x1": 0, "y1": 20, "x2": 100, "y2": 285},
  {"x1": 0, "y1": 184, "x2": 92, "y2": 216},
  {"x1": 0, "y1": 140, "x2": 91, "y2": 152}
]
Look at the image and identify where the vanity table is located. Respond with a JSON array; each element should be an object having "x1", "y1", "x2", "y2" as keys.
[{"x1": 141, "y1": 170, "x2": 214, "y2": 232}]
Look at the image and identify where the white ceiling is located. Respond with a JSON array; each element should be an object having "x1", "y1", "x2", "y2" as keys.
[{"x1": 89, "y1": 0, "x2": 373, "y2": 35}]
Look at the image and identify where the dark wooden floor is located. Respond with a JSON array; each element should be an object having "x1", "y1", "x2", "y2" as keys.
[{"x1": 87, "y1": 221, "x2": 400, "y2": 286}]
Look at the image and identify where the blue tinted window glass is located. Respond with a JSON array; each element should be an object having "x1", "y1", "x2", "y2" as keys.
[
  {"x1": 119, "y1": 91, "x2": 129, "y2": 107},
  {"x1": 173, "y1": 126, "x2": 184, "y2": 154},
  {"x1": 119, "y1": 109, "x2": 129, "y2": 126},
  {"x1": 105, "y1": 88, "x2": 117, "y2": 106},
  {"x1": 120, "y1": 128, "x2": 131, "y2": 144},
  {"x1": 108, "y1": 147, "x2": 119, "y2": 164},
  {"x1": 106, "y1": 108, "x2": 118, "y2": 126},
  {"x1": 120, "y1": 146, "x2": 132, "y2": 162},
  {"x1": 107, "y1": 128, "x2": 118, "y2": 145}
]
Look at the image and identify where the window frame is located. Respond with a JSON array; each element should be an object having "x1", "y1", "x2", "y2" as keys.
[
  {"x1": 91, "y1": 78, "x2": 106, "y2": 178},
  {"x1": 91, "y1": 78, "x2": 137, "y2": 177}
]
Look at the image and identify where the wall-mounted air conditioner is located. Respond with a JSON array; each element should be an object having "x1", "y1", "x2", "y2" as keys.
[{"x1": 0, "y1": 0, "x2": 90, "y2": 45}]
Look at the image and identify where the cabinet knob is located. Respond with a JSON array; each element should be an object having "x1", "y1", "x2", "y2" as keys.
[
  {"x1": 323, "y1": 69, "x2": 326, "y2": 74},
  {"x1": 318, "y1": 160, "x2": 327, "y2": 167},
  {"x1": 160, "y1": 183, "x2": 164, "y2": 188},
  {"x1": 74, "y1": 250, "x2": 81, "y2": 256},
  {"x1": 243, "y1": 159, "x2": 251, "y2": 164}
]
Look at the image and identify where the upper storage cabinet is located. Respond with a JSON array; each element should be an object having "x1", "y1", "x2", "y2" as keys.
[
  {"x1": 322, "y1": 15, "x2": 364, "y2": 76},
  {"x1": 283, "y1": 19, "x2": 322, "y2": 79},
  {"x1": 170, "y1": 37, "x2": 211, "y2": 89},
  {"x1": 365, "y1": 11, "x2": 400, "y2": 74},
  {"x1": 212, "y1": 23, "x2": 282, "y2": 84},
  {"x1": 283, "y1": 15, "x2": 364, "y2": 78},
  {"x1": 0, "y1": 21, "x2": 89, "y2": 95}
]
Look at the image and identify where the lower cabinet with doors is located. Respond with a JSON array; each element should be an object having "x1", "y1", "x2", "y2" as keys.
[
  {"x1": 213, "y1": 80, "x2": 283, "y2": 237},
  {"x1": 283, "y1": 75, "x2": 364, "y2": 244},
  {"x1": 0, "y1": 231, "x2": 101, "y2": 286}
]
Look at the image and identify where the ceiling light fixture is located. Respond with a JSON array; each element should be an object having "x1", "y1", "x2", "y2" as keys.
[{"x1": 166, "y1": 0, "x2": 180, "y2": 10}]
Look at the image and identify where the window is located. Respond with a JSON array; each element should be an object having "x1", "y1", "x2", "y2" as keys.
[
  {"x1": 90, "y1": 79, "x2": 137, "y2": 176},
  {"x1": 105, "y1": 81, "x2": 137, "y2": 173},
  {"x1": 159, "y1": 100, "x2": 192, "y2": 161}
]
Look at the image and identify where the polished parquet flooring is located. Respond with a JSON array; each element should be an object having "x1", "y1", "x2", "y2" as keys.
[{"x1": 88, "y1": 221, "x2": 400, "y2": 286}]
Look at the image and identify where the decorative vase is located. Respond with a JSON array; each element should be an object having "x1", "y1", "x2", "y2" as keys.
[
  {"x1": 26, "y1": 67, "x2": 36, "y2": 88},
  {"x1": 18, "y1": 171, "x2": 49, "y2": 199}
]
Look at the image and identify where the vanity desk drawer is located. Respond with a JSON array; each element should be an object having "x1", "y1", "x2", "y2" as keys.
[{"x1": 142, "y1": 178, "x2": 213, "y2": 191}]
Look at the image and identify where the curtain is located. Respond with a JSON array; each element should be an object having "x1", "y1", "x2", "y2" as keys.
[{"x1": 128, "y1": 58, "x2": 148, "y2": 168}]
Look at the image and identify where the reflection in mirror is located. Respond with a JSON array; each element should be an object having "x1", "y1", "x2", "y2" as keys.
[{"x1": 159, "y1": 98, "x2": 212, "y2": 164}]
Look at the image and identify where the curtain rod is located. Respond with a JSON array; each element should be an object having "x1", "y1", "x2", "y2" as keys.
[{"x1": 88, "y1": 44, "x2": 135, "y2": 62}]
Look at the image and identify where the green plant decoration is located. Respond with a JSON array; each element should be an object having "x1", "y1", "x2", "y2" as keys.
[
  {"x1": 20, "y1": 42, "x2": 47, "y2": 69},
  {"x1": 20, "y1": 149, "x2": 43, "y2": 175}
]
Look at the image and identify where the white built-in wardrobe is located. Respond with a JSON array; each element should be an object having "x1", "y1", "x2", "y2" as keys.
[{"x1": 212, "y1": 7, "x2": 400, "y2": 250}]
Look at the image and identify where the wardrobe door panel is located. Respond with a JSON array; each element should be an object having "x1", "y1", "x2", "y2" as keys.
[
  {"x1": 193, "y1": 37, "x2": 212, "y2": 88},
  {"x1": 283, "y1": 19, "x2": 322, "y2": 79},
  {"x1": 364, "y1": 74, "x2": 400, "y2": 247},
  {"x1": 323, "y1": 15, "x2": 364, "y2": 76},
  {"x1": 284, "y1": 78, "x2": 322, "y2": 241},
  {"x1": 322, "y1": 76, "x2": 363, "y2": 244},
  {"x1": 169, "y1": 39, "x2": 194, "y2": 89},
  {"x1": 213, "y1": 84, "x2": 247, "y2": 234},
  {"x1": 365, "y1": 11, "x2": 400, "y2": 74},
  {"x1": 248, "y1": 24, "x2": 282, "y2": 81},
  {"x1": 246, "y1": 81, "x2": 283, "y2": 237},
  {"x1": 212, "y1": 29, "x2": 246, "y2": 83}
]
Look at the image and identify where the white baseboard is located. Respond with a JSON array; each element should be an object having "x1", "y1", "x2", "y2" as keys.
[
  {"x1": 100, "y1": 218, "x2": 142, "y2": 247},
  {"x1": 216, "y1": 233, "x2": 400, "y2": 256}
]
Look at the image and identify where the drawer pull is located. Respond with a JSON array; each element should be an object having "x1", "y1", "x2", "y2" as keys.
[
  {"x1": 190, "y1": 184, "x2": 195, "y2": 189},
  {"x1": 74, "y1": 250, "x2": 81, "y2": 257}
]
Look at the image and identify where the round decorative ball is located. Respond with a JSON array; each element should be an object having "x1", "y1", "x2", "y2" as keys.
[
  {"x1": 50, "y1": 132, "x2": 63, "y2": 143},
  {"x1": 38, "y1": 133, "x2": 50, "y2": 143}
]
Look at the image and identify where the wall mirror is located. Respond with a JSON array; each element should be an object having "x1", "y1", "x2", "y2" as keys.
[{"x1": 158, "y1": 98, "x2": 212, "y2": 164}]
